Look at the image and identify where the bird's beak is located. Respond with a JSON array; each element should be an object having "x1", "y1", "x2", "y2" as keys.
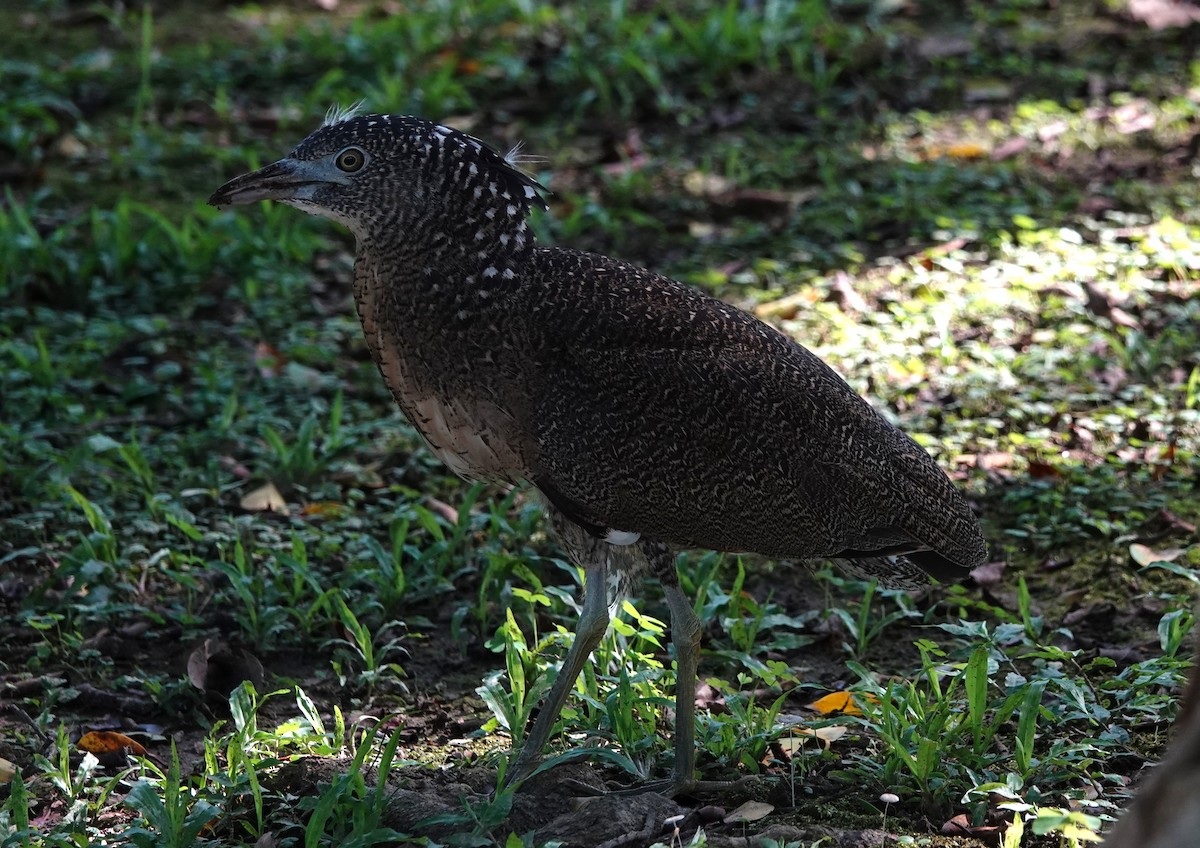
[{"x1": 208, "y1": 158, "x2": 328, "y2": 207}]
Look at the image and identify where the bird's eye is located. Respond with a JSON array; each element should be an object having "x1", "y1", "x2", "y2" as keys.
[{"x1": 335, "y1": 147, "x2": 365, "y2": 172}]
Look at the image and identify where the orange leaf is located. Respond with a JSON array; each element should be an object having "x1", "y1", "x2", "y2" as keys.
[
  {"x1": 79, "y1": 731, "x2": 147, "y2": 757},
  {"x1": 945, "y1": 142, "x2": 988, "y2": 160},
  {"x1": 808, "y1": 691, "x2": 876, "y2": 716}
]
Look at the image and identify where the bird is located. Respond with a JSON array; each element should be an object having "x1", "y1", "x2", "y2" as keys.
[
  {"x1": 1103, "y1": 617, "x2": 1200, "y2": 848},
  {"x1": 209, "y1": 106, "x2": 988, "y2": 795}
]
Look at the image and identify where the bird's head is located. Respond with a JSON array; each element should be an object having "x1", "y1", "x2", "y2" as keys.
[{"x1": 210, "y1": 106, "x2": 548, "y2": 254}]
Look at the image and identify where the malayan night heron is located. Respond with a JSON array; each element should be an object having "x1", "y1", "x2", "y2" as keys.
[{"x1": 209, "y1": 108, "x2": 987, "y2": 795}]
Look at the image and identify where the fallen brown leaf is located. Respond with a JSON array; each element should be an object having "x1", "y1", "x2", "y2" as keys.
[
  {"x1": 188, "y1": 639, "x2": 265, "y2": 696},
  {"x1": 970, "y1": 560, "x2": 1007, "y2": 587},
  {"x1": 79, "y1": 730, "x2": 147, "y2": 757},
  {"x1": 826, "y1": 271, "x2": 869, "y2": 315},
  {"x1": 724, "y1": 800, "x2": 773, "y2": 823}
]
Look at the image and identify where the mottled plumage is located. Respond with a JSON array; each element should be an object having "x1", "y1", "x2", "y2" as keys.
[{"x1": 210, "y1": 111, "x2": 987, "y2": 793}]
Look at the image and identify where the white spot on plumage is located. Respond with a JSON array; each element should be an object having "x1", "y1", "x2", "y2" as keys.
[
  {"x1": 506, "y1": 205, "x2": 518, "y2": 216},
  {"x1": 499, "y1": 234, "x2": 510, "y2": 245},
  {"x1": 524, "y1": 185, "x2": 537, "y2": 199},
  {"x1": 502, "y1": 268, "x2": 515, "y2": 279},
  {"x1": 605, "y1": 529, "x2": 641, "y2": 546},
  {"x1": 483, "y1": 266, "x2": 498, "y2": 278}
]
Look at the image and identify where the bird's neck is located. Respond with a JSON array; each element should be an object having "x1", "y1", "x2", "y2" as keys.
[
  {"x1": 349, "y1": 214, "x2": 531, "y2": 352},
  {"x1": 359, "y1": 201, "x2": 535, "y2": 283},
  {"x1": 349, "y1": 229, "x2": 531, "y2": 437}
]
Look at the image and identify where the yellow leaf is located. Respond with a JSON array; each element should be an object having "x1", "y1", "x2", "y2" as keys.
[{"x1": 0, "y1": 757, "x2": 15, "y2": 784}]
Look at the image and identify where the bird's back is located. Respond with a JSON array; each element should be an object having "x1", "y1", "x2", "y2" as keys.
[{"x1": 519, "y1": 247, "x2": 986, "y2": 575}]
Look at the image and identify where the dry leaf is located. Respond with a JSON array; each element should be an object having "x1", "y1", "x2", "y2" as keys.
[
  {"x1": 942, "y1": 813, "x2": 1000, "y2": 838},
  {"x1": 188, "y1": 639, "x2": 265, "y2": 695},
  {"x1": 776, "y1": 725, "x2": 848, "y2": 753},
  {"x1": 300, "y1": 501, "x2": 346, "y2": 518},
  {"x1": 724, "y1": 800, "x2": 774, "y2": 823},
  {"x1": 1027, "y1": 460, "x2": 1061, "y2": 480},
  {"x1": 1126, "y1": 0, "x2": 1200, "y2": 30},
  {"x1": 427, "y1": 497, "x2": 460, "y2": 524},
  {"x1": 827, "y1": 271, "x2": 869, "y2": 315},
  {"x1": 945, "y1": 142, "x2": 988, "y2": 160},
  {"x1": 970, "y1": 560, "x2": 1008, "y2": 587},
  {"x1": 808, "y1": 691, "x2": 875, "y2": 716},
  {"x1": 79, "y1": 730, "x2": 148, "y2": 757},
  {"x1": 254, "y1": 341, "x2": 286, "y2": 379},
  {"x1": 1129, "y1": 543, "x2": 1187, "y2": 566},
  {"x1": 241, "y1": 482, "x2": 288, "y2": 513},
  {"x1": 754, "y1": 289, "x2": 819, "y2": 320},
  {"x1": 991, "y1": 137, "x2": 1030, "y2": 161},
  {"x1": 0, "y1": 757, "x2": 15, "y2": 785}
]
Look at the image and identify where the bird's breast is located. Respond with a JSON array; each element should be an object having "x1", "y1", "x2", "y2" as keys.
[
  {"x1": 352, "y1": 257, "x2": 532, "y2": 483},
  {"x1": 405, "y1": 394, "x2": 526, "y2": 483}
]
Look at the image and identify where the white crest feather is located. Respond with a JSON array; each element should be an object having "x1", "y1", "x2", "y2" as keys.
[
  {"x1": 503, "y1": 140, "x2": 547, "y2": 169},
  {"x1": 323, "y1": 100, "x2": 366, "y2": 127}
]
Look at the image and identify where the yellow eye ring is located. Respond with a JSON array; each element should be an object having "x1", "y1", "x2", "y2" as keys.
[{"x1": 335, "y1": 147, "x2": 365, "y2": 172}]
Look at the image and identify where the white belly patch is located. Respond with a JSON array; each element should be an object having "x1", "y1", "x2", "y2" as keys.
[{"x1": 605, "y1": 529, "x2": 641, "y2": 545}]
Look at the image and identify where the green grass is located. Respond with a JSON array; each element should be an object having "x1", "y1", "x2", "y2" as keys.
[{"x1": 2, "y1": 0, "x2": 1199, "y2": 846}]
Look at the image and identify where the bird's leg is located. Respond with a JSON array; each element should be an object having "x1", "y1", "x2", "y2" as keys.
[
  {"x1": 616, "y1": 543, "x2": 754, "y2": 798},
  {"x1": 650, "y1": 544, "x2": 702, "y2": 795},
  {"x1": 506, "y1": 549, "x2": 610, "y2": 786}
]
